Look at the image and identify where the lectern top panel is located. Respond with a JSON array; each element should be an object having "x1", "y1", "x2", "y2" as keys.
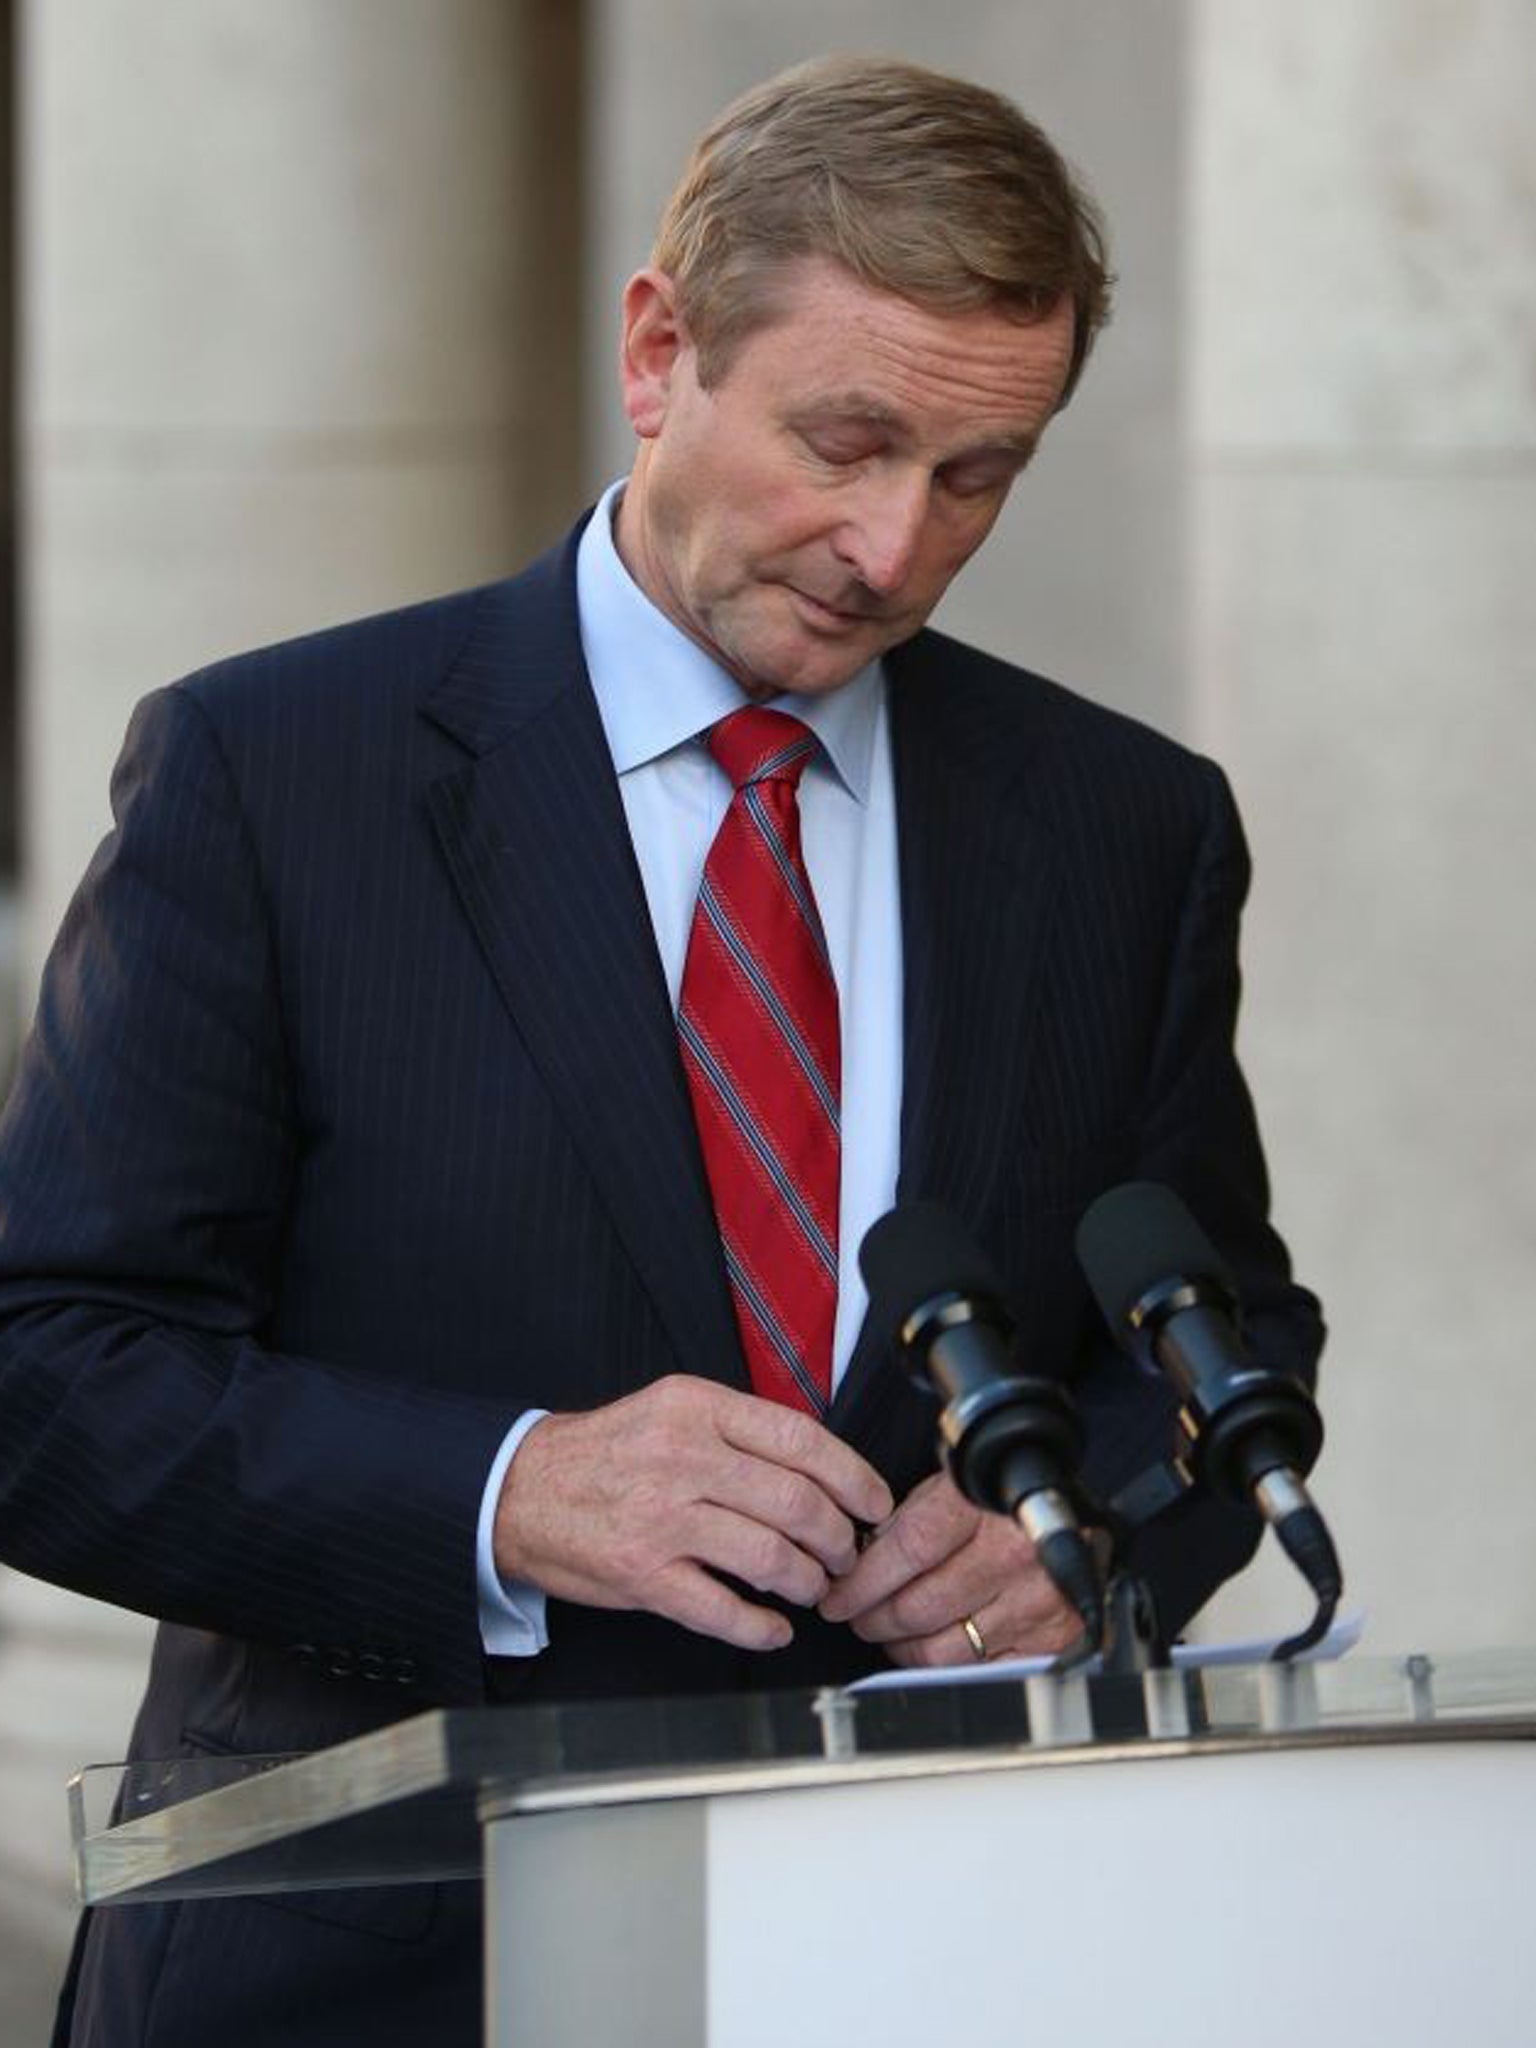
[{"x1": 69, "y1": 1646, "x2": 1536, "y2": 1907}]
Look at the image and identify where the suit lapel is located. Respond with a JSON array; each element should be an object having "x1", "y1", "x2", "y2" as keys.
[
  {"x1": 421, "y1": 535, "x2": 746, "y2": 1395},
  {"x1": 832, "y1": 633, "x2": 1065, "y2": 1435}
]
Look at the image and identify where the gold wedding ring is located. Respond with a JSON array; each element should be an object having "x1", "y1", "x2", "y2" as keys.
[{"x1": 962, "y1": 1614, "x2": 988, "y2": 1661}]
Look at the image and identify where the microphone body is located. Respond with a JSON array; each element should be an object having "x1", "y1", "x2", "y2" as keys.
[
  {"x1": 860, "y1": 1204, "x2": 1103, "y2": 1644},
  {"x1": 1075, "y1": 1183, "x2": 1341, "y2": 1647},
  {"x1": 1127, "y1": 1281, "x2": 1323, "y2": 1505}
]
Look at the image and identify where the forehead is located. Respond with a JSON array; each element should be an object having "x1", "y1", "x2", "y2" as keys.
[{"x1": 716, "y1": 257, "x2": 1075, "y2": 442}]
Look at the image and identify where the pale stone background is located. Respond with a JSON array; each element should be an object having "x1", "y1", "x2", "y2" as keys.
[
  {"x1": 3, "y1": 0, "x2": 1534, "y2": 2034},
  {"x1": 1189, "y1": 0, "x2": 1536, "y2": 1642},
  {"x1": 19, "y1": 0, "x2": 584, "y2": 982},
  {"x1": 1, "y1": 2, "x2": 585, "y2": 2033}
]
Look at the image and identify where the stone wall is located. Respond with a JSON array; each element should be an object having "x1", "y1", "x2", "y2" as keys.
[
  {"x1": 1, "y1": 3, "x2": 583, "y2": 2027},
  {"x1": 1190, "y1": 0, "x2": 1536, "y2": 1645}
]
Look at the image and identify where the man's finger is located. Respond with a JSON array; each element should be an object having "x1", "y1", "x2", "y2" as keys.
[
  {"x1": 884, "y1": 1588, "x2": 1083, "y2": 1667},
  {"x1": 884, "y1": 1617, "x2": 996, "y2": 1669},
  {"x1": 701, "y1": 1449, "x2": 861, "y2": 1576},
  {"x1": 836, "y1": 1538, "x2": 999, "y2": 1642},
  {"x1": 819, "y1": 1476, "x2": 976, "y2": 1621},
  {"x1": 851, "y1": 1517, "x2": 1074, "y2": 1641},
  {"x1": 865, "y1": 1532, "x2": 1083, "y2": 1658},
  {"x1": 717, "y1": 1392, "x2": 893, "y2": 1527},
  {"x1": 685, "y1": 1501, "x2": 830, "y2": 1607},
  {"x1": 649, "y1": 1559, "x2": 796, "y2": 1653}
]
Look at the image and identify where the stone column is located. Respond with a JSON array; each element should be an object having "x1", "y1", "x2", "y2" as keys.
[
  {"x1": 1190, "y1": 1, "x2": 1536, "y2": 1646},
  {"x1": 3, "y1": 3, "x2": 583, "y2": 2020},
  {"x1": 20, "y1": 0, "x2": 584, "y2": 987}
]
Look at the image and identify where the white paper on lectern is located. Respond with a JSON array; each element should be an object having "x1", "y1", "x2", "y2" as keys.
[{"x1": 844, "y1": 1609, "x2": 1366, "y2": 1693}]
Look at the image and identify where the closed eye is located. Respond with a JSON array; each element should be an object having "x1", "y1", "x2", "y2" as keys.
[
  {"x1": 937, "y1": 448, "x2": 1032, "y2": 498},
  {"x1": 798, "y1": 426, "x2": 887, "y2": 465}
]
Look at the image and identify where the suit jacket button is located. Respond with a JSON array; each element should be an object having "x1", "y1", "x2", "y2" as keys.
[
  {"x1": 359, "y1": 1651, "x2": 387, "y2": 1683},
  {"x1": 390, "y1": 1655, "x2": 418, "y2": 1687},
  {"x1": 287, "y1": 1642, "x2": 318, "y2": 1670},
  {"x1": 324, "y1": 1646, "x2": 356, "y2": 1680}
]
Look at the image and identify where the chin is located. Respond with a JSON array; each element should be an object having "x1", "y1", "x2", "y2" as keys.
[
  {"x1": 716, "y1": 605, "x2": 880, "y2": 698},
  {"x1": 774, "y1": 636, "x2": 879, "y2": 697}
]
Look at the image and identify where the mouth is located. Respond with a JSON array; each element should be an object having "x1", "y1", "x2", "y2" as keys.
[{"x1": 785, "y1": 586, "x2": 884, "y2": 632}]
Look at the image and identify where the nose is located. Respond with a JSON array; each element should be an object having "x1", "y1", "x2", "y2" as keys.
[{"x1": 834, "y1": 473, "x2": 931, "y2": 596}]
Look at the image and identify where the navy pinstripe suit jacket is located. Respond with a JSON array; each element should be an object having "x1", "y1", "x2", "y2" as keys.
[{"x1": 0, "y1": 521, "x2": 1321, "y2": 2046}]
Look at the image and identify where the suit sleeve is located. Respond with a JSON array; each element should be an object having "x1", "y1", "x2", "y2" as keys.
[
  {"x1": 0, "y1": 685, "x2": 513, "y2": 1702},
  {"x1": 1073, "y1": 757, "x2": 1326, "y2": 1638}
]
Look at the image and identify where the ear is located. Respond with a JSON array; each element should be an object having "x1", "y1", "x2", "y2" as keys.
[{"x1": 619, "y1": 268, "x2": 692, "y2": 439}]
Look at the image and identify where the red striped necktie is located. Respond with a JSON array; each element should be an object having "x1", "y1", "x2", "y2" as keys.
[{"x1": 679, "y1": 707, "x2": 841, "y2": 1415}]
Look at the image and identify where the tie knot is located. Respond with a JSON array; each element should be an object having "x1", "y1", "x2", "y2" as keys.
[{"x1": 707, "y1": 707, "x2": 816, "y2": 792}]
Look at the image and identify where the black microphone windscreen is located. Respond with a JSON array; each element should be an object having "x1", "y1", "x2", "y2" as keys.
[
  {"x1": 1074, "y1": 1181, "x2": 1235, "y2": 1329},
  {"x1": 859, "y1": 1203, "x2": 1004, "y2": 1349}
]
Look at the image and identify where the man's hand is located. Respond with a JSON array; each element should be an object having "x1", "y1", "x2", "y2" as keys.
[
  {"x1": 493, "y1": 1376, "x2": 893, "y2": 1652},
  {"x1": 818, "y1": 1469, "x2": 1081, "y2": 1667}
]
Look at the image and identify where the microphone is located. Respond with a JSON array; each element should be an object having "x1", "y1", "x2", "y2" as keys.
[
  {"x1": 1074, "y1": 1182, "x2": 1341, "y2": 1653},
  {"x1": 860, "y1": 1202, "x2": 1103, "y2": 1646}
]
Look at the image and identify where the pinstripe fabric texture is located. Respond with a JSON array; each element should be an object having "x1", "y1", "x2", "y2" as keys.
[
  {"x1": 0, "y1": 517, "x2": 1322, "y2": 2048},
  {"x1": 680, "y1": 710, "x2": 840, "y2": 1414}
]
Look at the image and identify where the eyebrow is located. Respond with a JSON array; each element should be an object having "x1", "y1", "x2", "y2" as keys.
[
  {"x1": 789, "y1": 393, "x2": 903, "y2": 429},
  {"x1": 787, "y1": 394, "x2": 1041, "y2": 465}
]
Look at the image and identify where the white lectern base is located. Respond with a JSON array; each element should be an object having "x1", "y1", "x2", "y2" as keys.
[{"x1": 487, "y1": 1740, "x2": 1536, "y2": 2048}]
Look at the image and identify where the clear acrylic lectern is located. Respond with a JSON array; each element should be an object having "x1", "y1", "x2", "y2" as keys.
[{"x1": 70, "y1": 1649, "x2": 1536, "y2": 2046}]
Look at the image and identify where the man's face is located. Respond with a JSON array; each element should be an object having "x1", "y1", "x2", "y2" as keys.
[{"x1": 614, "y1": 256, "x2": 1076, "y2": 699}]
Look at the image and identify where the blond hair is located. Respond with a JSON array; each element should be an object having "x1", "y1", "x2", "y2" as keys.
[{"x1": 653, "y1": 54, "x2": 1113, "y2": 404}]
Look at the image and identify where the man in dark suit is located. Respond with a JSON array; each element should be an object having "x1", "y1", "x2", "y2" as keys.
[{"x1": 0, "y1": 54, "x2": 1321, "y2": 2048}]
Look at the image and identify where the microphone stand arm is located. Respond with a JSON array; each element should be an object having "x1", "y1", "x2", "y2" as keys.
[{"x1": 1090, "y1": 1460, "x2": 1186, "y2": 1675}]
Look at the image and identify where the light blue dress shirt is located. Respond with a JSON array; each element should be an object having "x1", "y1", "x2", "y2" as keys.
[{"x1": 476, "y1": 481, "x2": 904, "y2": 1653}]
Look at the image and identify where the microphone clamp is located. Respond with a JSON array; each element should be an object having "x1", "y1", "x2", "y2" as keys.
[{"x1": 1126, "y1": 1273, "x2": 1234, "y2": 1339}]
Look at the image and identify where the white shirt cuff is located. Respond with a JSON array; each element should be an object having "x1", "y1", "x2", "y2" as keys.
[{"x1": 476, "y1": 1409, "x2": 552, "y2": 1656}]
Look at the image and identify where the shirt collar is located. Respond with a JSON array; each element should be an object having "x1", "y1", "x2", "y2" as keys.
[{"x1": 576, "y1": 479, "x2": 881, "y2": 803}]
